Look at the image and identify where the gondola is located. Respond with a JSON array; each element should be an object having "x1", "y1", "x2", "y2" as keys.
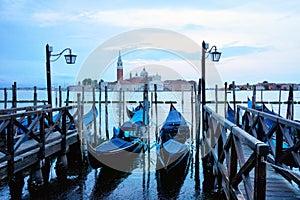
[
  {"x1": 226, "y1": 102, "x2": 235, "y2": 123},
  {"x1": 88, "y1": 108, "x2": 146, "y2": 171},
  {"x1": 156, "y1": 149, "x2": 190, "y2": 199},
  {"x1": 156, "y1": 104, "x2": 190, "y2": 173},
  {"x1": 83, "y1": 106, "x2": 98, "y2": 126},
  {"x1": 126, "y1": 103, "x2": 143, "y2": 119}
]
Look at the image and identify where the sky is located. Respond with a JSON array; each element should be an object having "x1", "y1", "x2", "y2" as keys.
[{"x1": 0, "y1": 0, "x2": 300, "y2": 88}]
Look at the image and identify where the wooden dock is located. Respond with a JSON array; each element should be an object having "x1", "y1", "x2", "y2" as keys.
[
  {"x1": 0, "y1": 104, "x2": 84, "y2": 198},
  {"x1": 240, "y1": 145, "x2": 300, "y2": 200},
  {"x1": 202, "y1": 105, "x2": 300, "y2": 200}
]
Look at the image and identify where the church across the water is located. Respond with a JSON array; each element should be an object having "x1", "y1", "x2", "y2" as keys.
[{"x1": 106, "y1": 51, "x2": 194, "y2": 91}]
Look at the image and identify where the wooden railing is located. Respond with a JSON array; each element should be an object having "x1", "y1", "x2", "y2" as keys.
[
  {"x1": 0, "y1": 104, "x2": 51, "y2": 115},
  {"x1": 202, "y1": 105, "x2": 269, "y2": 200},
  {"x1": 0, "y1": 105, "x2": 78, "y2": 181},
  {"x1": 237, "y1": 105, "x2": 300, "y2": 186}
]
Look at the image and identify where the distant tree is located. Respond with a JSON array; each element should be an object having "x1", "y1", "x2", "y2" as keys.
[
  {"x1": 263, "y1": 81, "x2": 269, "y2": 90},
  {"x1": 92, "y1": 80, "x2": 98, "y2": 86},
  {"x1": 228, "y1": 83, "x2": 235, "y2": 90},
  {"x1": 82, "y1": 78, "x2": 92, "y2": 85}
]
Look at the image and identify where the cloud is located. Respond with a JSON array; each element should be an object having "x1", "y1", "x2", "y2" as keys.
[
  {"x1": 220, "y1": 46, "x2": 271, "y2": 58},
  {"x1": 1, "y1": 0, "x2": 300, "y2": 86}
]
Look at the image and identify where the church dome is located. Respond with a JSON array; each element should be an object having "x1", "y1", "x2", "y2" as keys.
[{"x1": 140, "y1": 68, "x2": 148, "y2": 77}]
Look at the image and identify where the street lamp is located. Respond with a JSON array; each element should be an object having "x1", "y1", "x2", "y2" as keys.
[
  {"x1": 201, "y1": 40, "x2": 221, "y2": 138},
  {"x1": 46, "y1": 44, "x2": 77, "y2": 107}
]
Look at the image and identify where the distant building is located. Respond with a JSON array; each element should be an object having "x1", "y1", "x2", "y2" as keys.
[
  {"x1": 105, "y1": 51, "x2": 195, "y2": 91},
  {"x1": 117, "y1": 51, "x2": 123, "y2": 82}
]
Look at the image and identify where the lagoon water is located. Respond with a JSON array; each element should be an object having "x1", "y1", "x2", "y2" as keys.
[{"x1": 0, "y1": 89, "x2": 299, "y2": 199}]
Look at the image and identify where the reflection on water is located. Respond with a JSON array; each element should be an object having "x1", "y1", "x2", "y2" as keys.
[
  {"x1": 90, "y1": 167, "x2": 132, "y2": 199},
  {"x1": 0, "y1": 148, "x2": 227, "y2": 199},
  {"x1": 156, "y1": 150, "x2": 191, "y2": 199}
]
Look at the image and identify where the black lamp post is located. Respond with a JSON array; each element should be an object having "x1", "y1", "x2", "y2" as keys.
[
  {"x1": 201, "y1": 40, "x2": 221, "y2": 139},
  {"x1": 45, "y1": 44, "x2": 77, "y2": 107}
]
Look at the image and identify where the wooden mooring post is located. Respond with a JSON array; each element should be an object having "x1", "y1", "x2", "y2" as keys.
[
  {"x1": 4, "y1": 88, "x2": 7, "y2": 109},
  {"x1": 66, "y1": 86, "x2": 70, "y2": 106},
  {"x1": 190, "y1": 84, "x2": 194, "y2": 142},
  {"x1": 98, "y1": 82, "x2": 102, "y2": 138},
  {"x1": 154, "y1": 84, "x2": 158, "y2": 142},
  {"x1": 232, "y1": 81, "x2": 236, "y2": 123},
  {"x1": 278, "y1": 88, "x2": 282, "y2": 115},
  {"x1": 59, "y1": 85, "x2": 62, "y2": 107},
  {"x1": 92, "y1": 87, "x2": 97, "y2": 145},
  {"x1": 215, "y1": 84, "x2": 218, "y2": 113},
  {"x1": 12, "y1": 82, "x2": 17, "y2": 108},
  {"x1": 119, "y1": 88, "x2": 122, "y2": 126},
  {"x1": 224, "y1": 82, "x2": 228, "y2": 118},
  {"x1": 105, "y1": 86, "x2": 109, "y2": 140},
  {"x1": 33, "y1": 86, "x2": 37, "y2": 107}
]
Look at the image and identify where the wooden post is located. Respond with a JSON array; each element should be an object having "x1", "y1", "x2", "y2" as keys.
[
  {"x1": 154, "y1": 84, "x2": 158, "y2": 142},
  {"x1": 254, "y1": 154, "x2": 266, "y2": 200},
  {"x1": 55, "y1": 87, "x2": 58, "y2": 107},
  {"x1": 252, "y1": 85, "x2": 257, "y2": 109},
  {"x1": 105, "y1": 86, "x2": 109, "y2": 140},
  {"x1": 224, "y1": 82, "x2": 228, "y2": 118},
  {"x1": 232, "y1": 81, "x2": 236, "y2": 123},
  {"x1": 92, "y1": 87, "x2": 97, "y2": 144},
  {"x1": 65, "y1": 87, "x2": 70, "y2": 106},
  {"x1": 143, "y1": 83, "x2": 150, "y2": 153},
  {"x1": 215, "y1": 84, "x2": 218, "y2": 113},
  {"x1": 122, "y1": 90, "x2": 125, "y2": 123},
  {"x1": 181, "y1": 88, "x2": 184, "y2": 113},
  {"x1": 198, "y1": 78, "x2": 201, "y2": 145},
  {"x1": 278, "y1": 88, "x2": 282, "y2": 115},
  {"x1": 143, "y1": 84, "x2": 149, "y2": 126},
  {"x1": 150, "y1": 92, "x2": 153, "y2": 120},
  {"x1": 190, "y1": 85, "x2": 194, "y2": 142},
  {"x1": 98, "y1": 82, "x2": 102, "y2": 138},
  {"x1": 119, "y1": 88, "x2": 122, "y2": 126},
  {"x1": 4, "y1": 88, "x2": 7, "y2": 109},
  {"x1": 33, "y1": 86, "x2": 37, "y2": 107},
  {"x1": 77, "y1": 93, "x2": 84, "y2": 161},
  {"x1": 261, "y1": 89, "x2": 263, "y2": 109},
  {"x1": 286, "y1": 85, "x2": 294, "y2": 120},
  {"x1": 12, "y1": 82, "x2": 17, "y2": 108},
  {"x1": 229, "y1": 138, "x2": 237, "y2": 184},
  {"x1": 81, "y1": 86, "x2": 85, "y2": 122},
  {"x1": 194, "y1": 82, "x2": 198, "y2": 145},
  {"x1": 59, "y1": 85, "x2": 62, "y2": 107}
]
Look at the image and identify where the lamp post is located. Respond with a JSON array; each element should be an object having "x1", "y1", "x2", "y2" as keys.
[
  {"x1": 46, "y1": 44, "x2": 77, "y2": 107},
  {"x1": 201, "y1": 40, "x2": 221, "y2": 139}
]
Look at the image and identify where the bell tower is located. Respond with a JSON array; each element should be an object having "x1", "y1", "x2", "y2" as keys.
[{"x1": 117, "y1": 51, "x2": 123, "y2": 81}]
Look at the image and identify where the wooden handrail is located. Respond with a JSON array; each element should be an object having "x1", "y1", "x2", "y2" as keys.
[
  {"x1": 0, "y1": 104, "x2": 51, "y2": 115},
  {"x1": 0, "y1": 106, "x2": 78, "y2": 181},
  {"x1": 202, "y1": 105, "x2": 268, "y2": 200},
  {"x1": 237, "y1": 105, "x2": 300, "y2": 186}
]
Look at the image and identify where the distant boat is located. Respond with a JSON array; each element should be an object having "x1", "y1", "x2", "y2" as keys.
[
  {"x1": 156, "y1": 104, "x2": 191, "y2": 173},
  {"x1": 87, "y1": 108, "x2": 146, "y2": 170}
]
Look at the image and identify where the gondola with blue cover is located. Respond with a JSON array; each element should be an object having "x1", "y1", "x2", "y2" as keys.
[
  {"x1": 156, "y1": 104, "x2": 190, "y2": 173},
  {"x1": 88, "y1": 108, "x2": 145, "y2": 170}
]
